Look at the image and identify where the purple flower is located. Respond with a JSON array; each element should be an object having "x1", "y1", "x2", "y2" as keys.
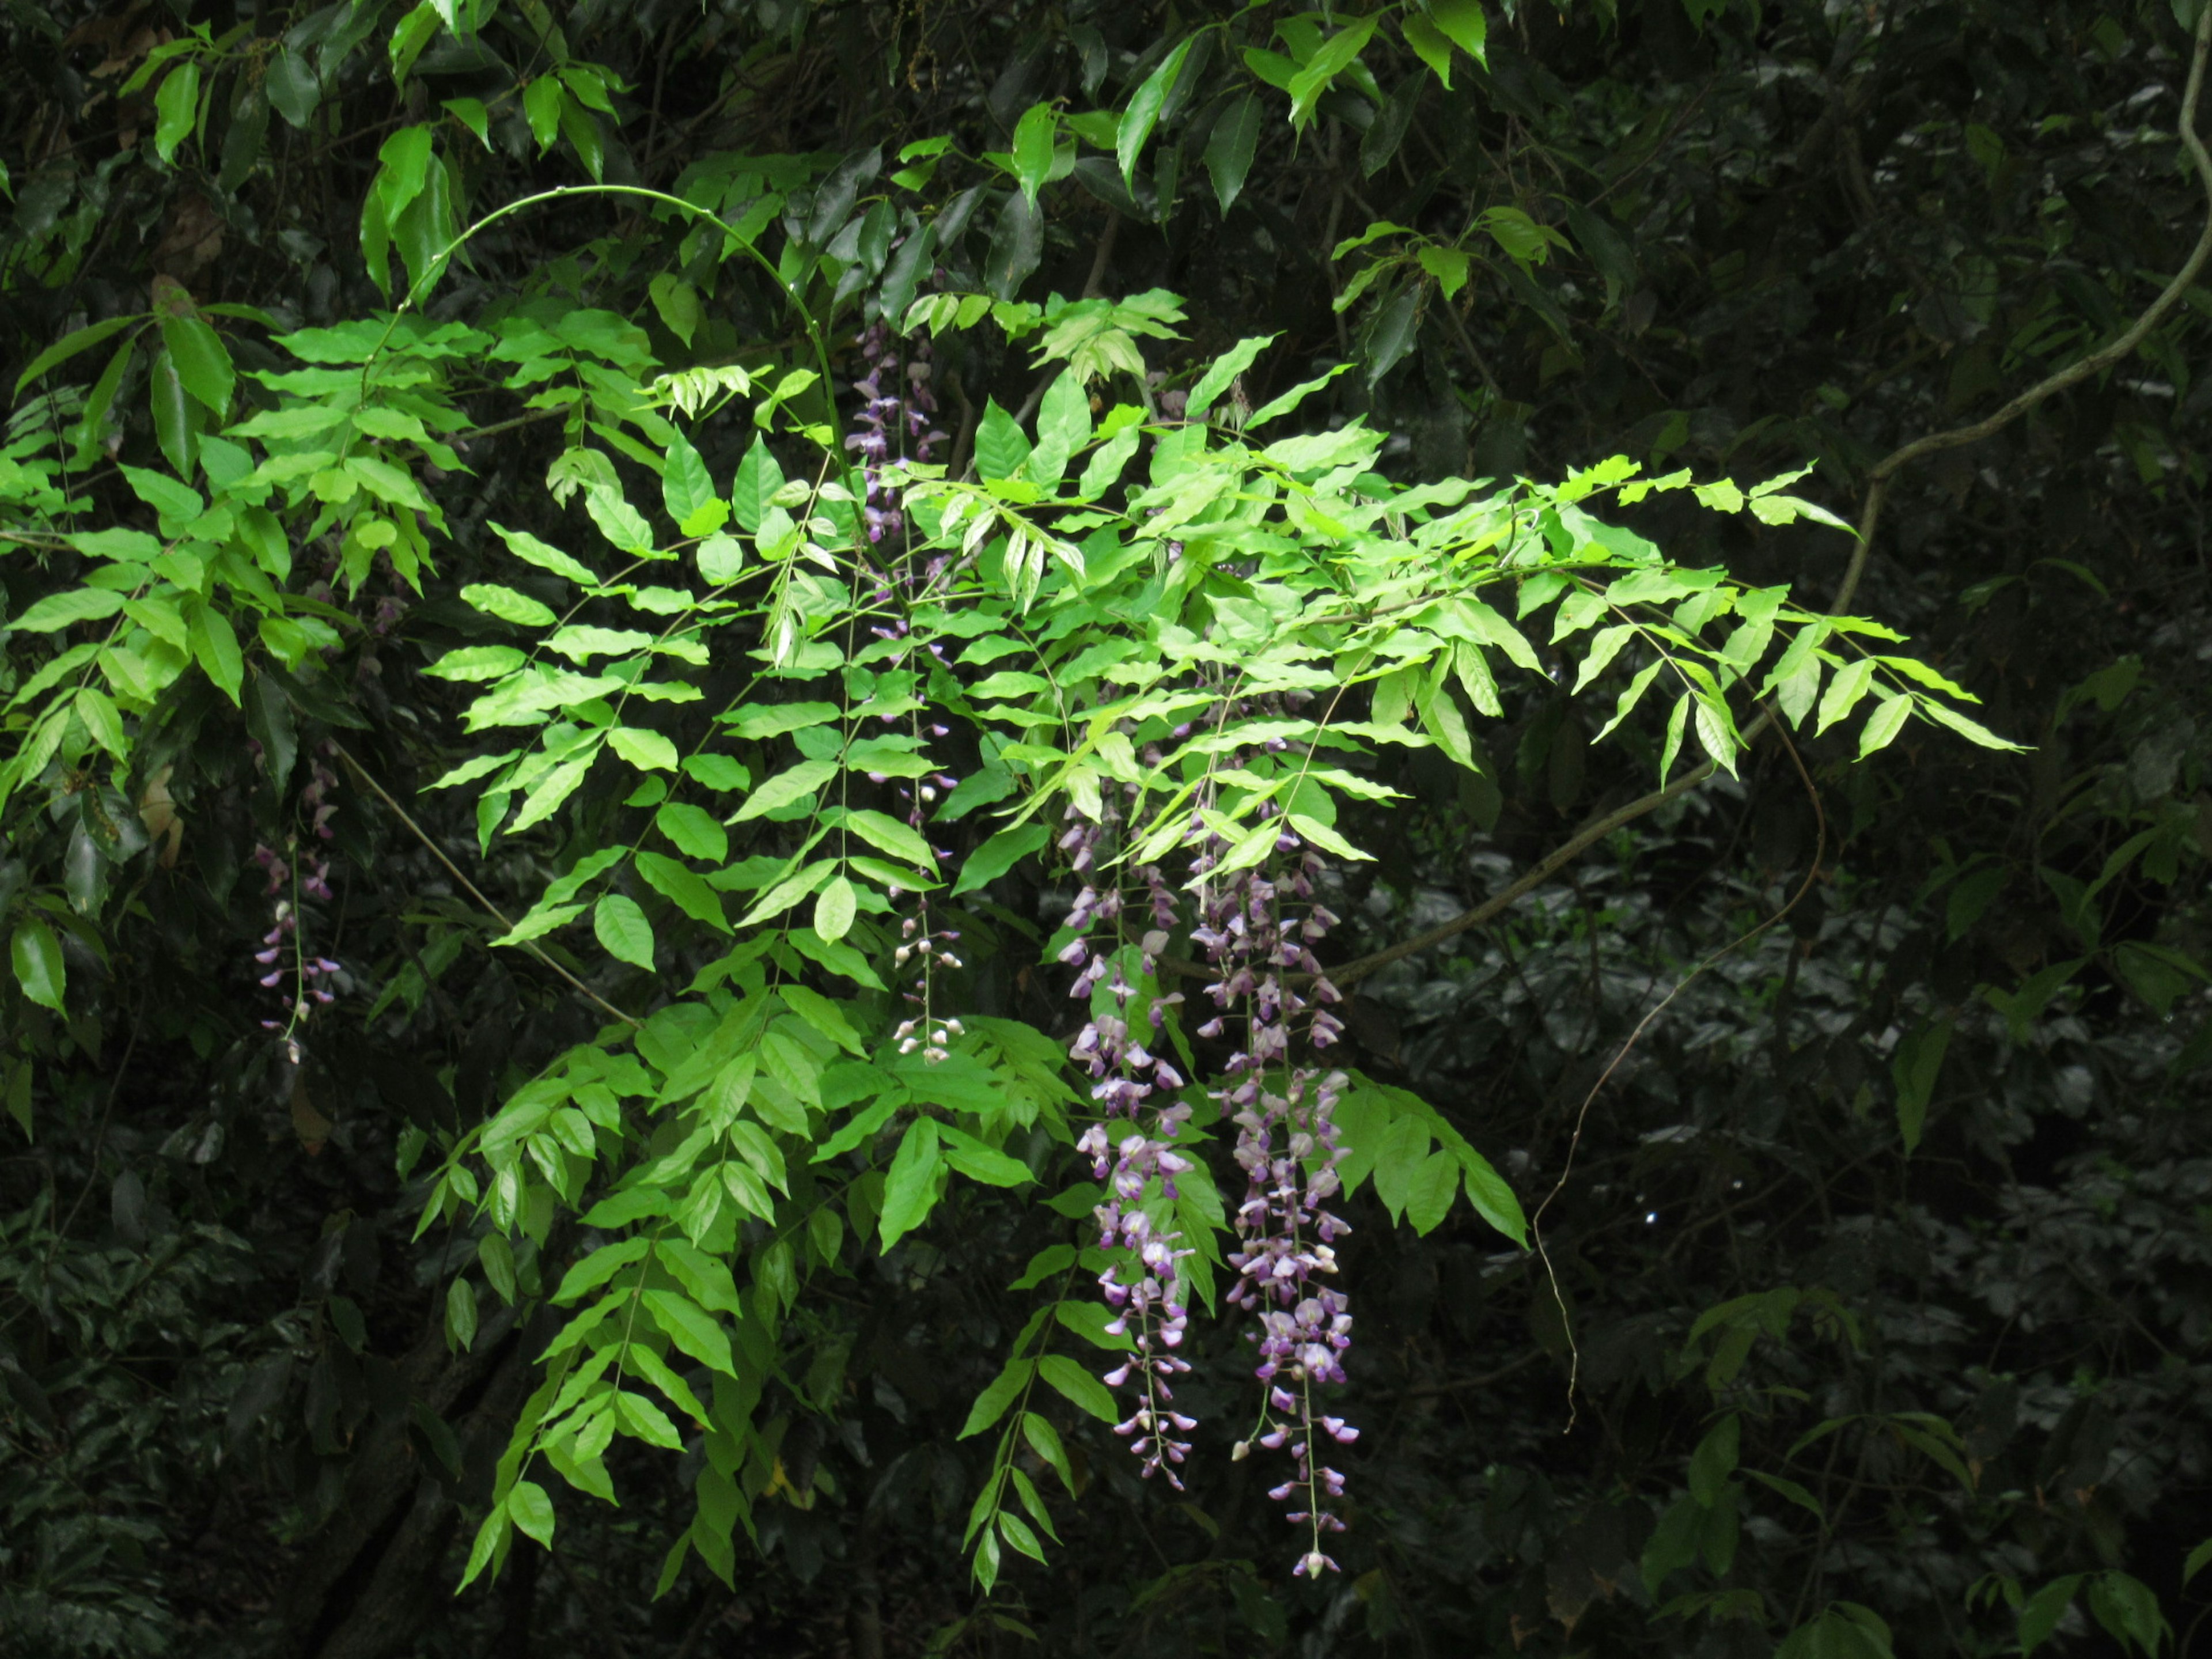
[
  {"x1": 842, "y1": 320, "x2": 945, "y2": 554},
  {"x1": 1183, "y1": 714, "x2": 1358, "y2": 1574},
  {"x1": 1060, "y1": 795, "x2": 1200, "y2": 1488}
]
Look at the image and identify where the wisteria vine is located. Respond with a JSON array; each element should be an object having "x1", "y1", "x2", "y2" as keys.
[
  {"x1": 1060, "y1": 789, "x2": 1200, "y2": 1486},
  {"x1": 1188, "y1": 749, "x2": 1357, "y2": 1578},
  {"x1": 844, "y1": 329, "x2": 1361, "y2": 1573}
]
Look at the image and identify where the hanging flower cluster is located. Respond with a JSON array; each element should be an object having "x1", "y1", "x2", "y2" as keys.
[
  {"x1": 1060, "y1": 789, "x2": 1205, "y2": 1486},
  {"x1": 891, "y1": 759, "x2": 964, "y2": 1066},
  {"x1": 846, "y1": 322, "x2": 967, "y2": 1066},
  {"x1": 250, "y1": 754, "x2": 347, "y2": 1062},
  {"x1": 1187, "y1": 772, "x2": 1357, "y2": 1577},
  {"x1": 846, "y1": 319, "x2": 945, "y2": 552}
]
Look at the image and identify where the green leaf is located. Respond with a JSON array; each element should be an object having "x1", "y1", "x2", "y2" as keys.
[
  {"x1": 507, "y1": 1480, "x2": 556, "y2": 1549},
  {"x1": 655, "y1": 1238, "x2": 744, "y2": 1315},
  {"x1": 521, "y1": 76, "x2": 562, "y2": 151},
  {"x1": 662, "y1": 430, "x2": 715, "y2": 529},
  {"x1": 1288, "y1": 16, "x2": 1378, "y2": 129},
  {"x1": 841, "y1": 808, "x2": 935, "y2": 869},
  {"x1": 427, "y1": 646, "x2": 525, "y2": 683},
  {"x1": 731, "y1": 440, "x2": 785, "y2": 532},
  {"x1": 779, "y1": 987, "x2": 863, "y2": 1062},
  {"x1": 878, "y1": 1118, "x2": 942, "y2": 1248},
  {"x1": 462, "y1": 584, "x2": 559, "y2": 627},
  {"x1": 642, "y1": 1289, "x2": 737, "y2": 1376},
  {"x1": 1036, "y1": 368, "x2": 1092, "y2": 456},
  {"x1": 2020, "y1": 1576, "x2": 2085, "y2": 1657},
  {"x1": 444, "y1": 95, "x2": 491, "y2": 149},
  {"x1": 938, "y1": 1124, "x2": 1034, "y2": 1187},
  {"x1": 732, "y1": 759, "x2": 836, "y2": 822},
  {"x1": 1204, "y1": 93, "x2": 1264, "y2": 211},
  {"x1": 585, "y1": 489, "x2": 655, "y2": 554},
  {"x1": 736, "y1": 859, "x2": 836, "y2": 927},
  {"x1": 1815, "y1": 657, "x2": 1877, "y2": 735},
  {"x1": 1892, "y1": 1017, "x2": 1953, "y2": 1155},
  {"x1": 74, "y1": 687, "x2": 125, "y2": 757},
  {"x1": 1857, "y1": 692, "x2": 1913, "y2": 758},
  {"x1": 11, "y1": 588, "x2": 125, "y2": 632},
  {"x1": 1480, "y1": 204, "x2": 1558, "y2": 267},
  {"x1": 974, "y1": 1526, "x2": 1001, "y2": 1592},
  {"x1": 635, "y1": 851, "x2": 730, "y2": 933},
  {"x1": 1747, "y1": 1469, "x2": 1826, "y2": 1522},
  {"x1": 157, "y1": 310, "x2": 233, "y2": 417},
  {"x1": 149, "y1": 349, "x2": 198, "y2": 475},
  {"x1": 951, "y1": 823, "x2": 1047, "y2": 895},
  {"x1": 1918, "y1": 698, "x2": 2022, "y2": 751},
  {"x1": 1403, "y1": 1150, "x2": 1458, "y2": 1233},
  {"x1": 1400, "y1": 13, "x2": 1457, "y2": 86},
  {"x1": 1118, "y1": 36, "x2": 1196, "y2": 185},
  {"x1": 610, "y1": 728, "x2": 679, "y2": 773},
  {"x1": 655, "y1": 802, "x2": 728, "y2": 862},
  {"x1": 594, "y1": 895, "x2": 656, "y2": 969},
  {"x1": 553, "y1": 1236, "x2": 650, "y2": 1304},
  {"x1": 1416, "y1": 669, "x2": 1475, "y2": 770},
  {"x1": 120, "y1": 463, "x2": 202, "y2": 522},
  {"x1": 1022, "y1": 1410, "x2": 1075, "y2": 1491},
  {"x1": 509, "y1": 755, "x2": 596, "y2": 835},
  {"x1": 1365, "y1": 285, "x2": 1421, "y2": 384},
  {"x1": 154, "y1": 60, "x2": 201, "y2": 164},
  {"x1": 14, "y1": 315, "x2": 142, "y2": 397},
  {"x1": 1037, "y1": 1354, "x2": 1117, "y2": 1422},
  {"x1": 559, "y1": 90, "x2": 605, "y2": 179},
  {"x1": 1186, "y1": 335, "x2": 1273, "y2": 423},
  {"x1": 445, "y1": 1278, "x2": 479, "y2": 1351},
  {"x1": 191, "y1": 607, "x2": 244, "y2": 704},
  {"x1": 1429, "y1": 0, "x2": 1490, "y2": 66},
  {"x1": 813, "y1": 874, "x2": 857, "y2": 943},
  {"x1": 492, "y1": 522, "x2": 600, "y2": 586},
  {"x1": 998, "y1": 1510, "x2": 1047, "y2": 1563},
  {"x1": 1688, "y1": 1414, "x2": 1741, "y2": 1506},
  {"x1": 1456, "y1": 1146, "x2": 1527, "y2": 1246},
  {"x1": 1659, "y1": 694, "x2": 1690, "y2": 783},
  {"x1": 2185, "y1": 1537, "x2": 2212, "y2": 1585},
  {"x1": 684, "y1": 754, "x2": 750, "y2": 793},
  {"x1": 11, "y1": 919, "x2": 66, "y2": 1012},
  {"x1": 1010, "y1": 101, "x2": 1057, "y2": 210},
  {"x1": 960, "y1": 1358, "x2": 1035, "y2": 1438},
  {"x1": 265, "y1": 48, "x2": 321, "y2": 128},
  {"x1": 697, "y1": 535, "x2": 743, "y2": 581},
  {"x1": 975, "y1": 398, "x2": 1031, "y2": 482},
  {"x1": 648, "y1": 273, "x2": 702, "y2": 347},
  {"x1": 374, "y1": 124, "x2": 435, "y2": 218}
]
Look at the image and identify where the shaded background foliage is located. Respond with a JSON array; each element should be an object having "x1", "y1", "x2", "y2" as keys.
[{"x1": 2, "y1": 0, "x2": 2210, "y2": 1654}]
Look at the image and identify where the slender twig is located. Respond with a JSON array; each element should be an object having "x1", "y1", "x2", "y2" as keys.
[
  {"x1": 327, "y1": 743, "x2": 639, "y2": 1028},
  {"x1": 1440, "y1": 296, "x2": 1503, "y2": 402},
  {"x1": 54, "y1": 993, "x2": 143, "y2": 1245},
  {"x1": 1081, "y1": 211, "x2": 1121, "y2": 300},
  {"x1": 1531, "y1": 718, "x2": 1828, "y2": 1426},
  {"x1": 1372, "y1": 1350, "x2": 1545, "y2": 1400},
  {"x1": 1329, "y1": 6, "x2": 2212, "y2": 987},
  {"x1": 460, "y1": 406, "x2": 569, "y2": 445}
]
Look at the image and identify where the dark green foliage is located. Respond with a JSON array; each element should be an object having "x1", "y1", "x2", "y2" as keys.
[{"x1": 3, "y1": 1, "x2": 2211, "y2": 1656}]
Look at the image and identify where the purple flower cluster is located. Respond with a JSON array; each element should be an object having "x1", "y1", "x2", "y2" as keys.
[
  {"x1": 300, "y1": 751, "x2": 340, "y2": 844},
  {"x1": 845, "y1": 320, "x2": 945, "y2": 548},
  {"x1": 1060, "y1": 794, "x2": 1203, "y2": 1485},
  {"x1": 248, "y1": 753, "x2": 347, "y2": 1062},
  {"x1": 1189, "y1": 794, "x2": 1358, "y2": 1576},
  {"x1": 252, "y1": 842, "x2": 338, "y2": 1065},
  {"x1": 835, "y1": 319, "x2": 975, "y2": 1065}
]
